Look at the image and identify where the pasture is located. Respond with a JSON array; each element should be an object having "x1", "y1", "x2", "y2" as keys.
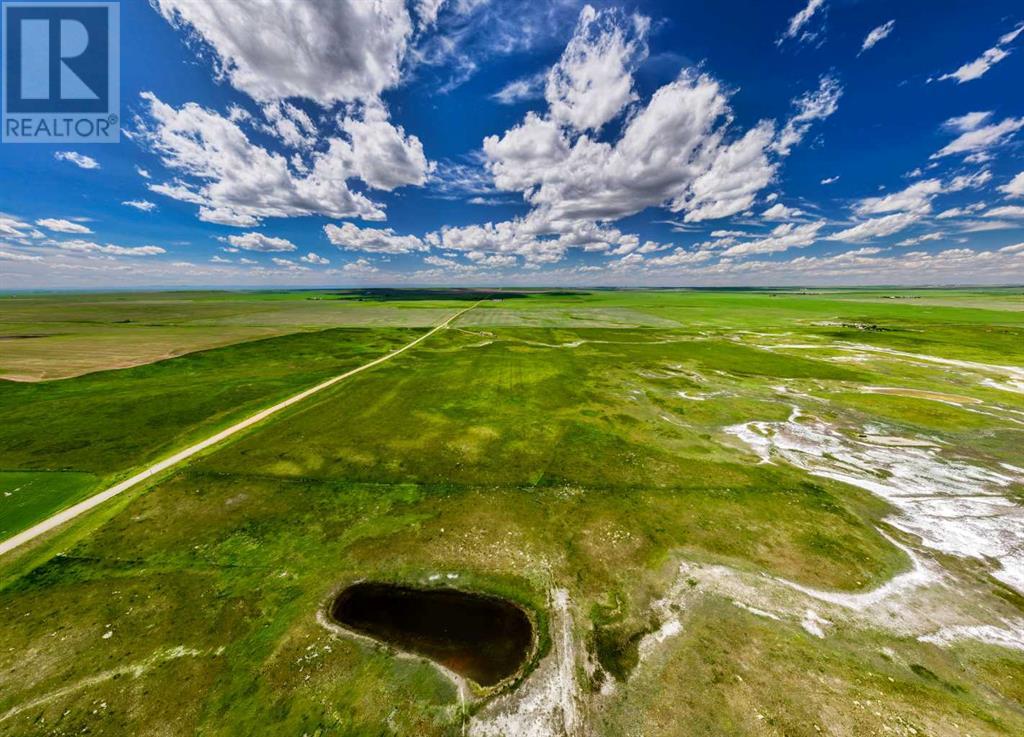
[{"x1": 0, "y1": 288, "x2": 1022, "y2": 736}]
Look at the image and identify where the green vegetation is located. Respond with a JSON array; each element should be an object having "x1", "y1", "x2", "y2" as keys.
[
  {"x1": 0, "y1": 291, "x2": 459, "y2": 379},
  {"x1": 330, "y1": 287, "x2": 562, "y2": 301},
  {"x1": 0, "y1": 471, "x2": 97, "y2": 540},
  {"x1": 0, "y1": 328, "x2": 420, "y2": 535},
  {"x1": 0, "y1": 288, "x2": 1022, "y2": 736},
  {"x1": 601, "y1": 597, "x2": 1024, "y2": 737}
]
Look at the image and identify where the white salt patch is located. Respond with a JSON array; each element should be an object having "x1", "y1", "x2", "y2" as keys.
[
  {"x1": 861, "y1": 386, "x2": 981, "y2": 406},
  {"x1": 782, "y1": 343, "x2": 1024, "y2": 375},
  {"x1": 726, "y1": 423, "x2": 773, "y2": 465},
  {"x1": 860, "y1": 435, "x2": 939, "y2": 448},
  {"x1": 676, "y1": 390, "x2": 727, "y2": 401},
  {"x1": 733, "y1": 601, "x2": 781, "y2": 621},
  {"x1": 726, "y1": 411, "x2": 1024, "y2": 594},
  {"x1": 677, "y1": 391, "x2": 707, "y2": 401},
  {"x1": 659, "y1": 558, "x2": 1020, "y2": 657},
  {"x1": 470, "y1": 589, "x2": 580, "y2": 737},
  {"x1": 770, "y1": 341, "x2": 1024, "y2": 391},
  {"x1": 920, "y1": 623, "x2": 1024, "y2": 652},
  {"x1": 637, "y1": 618, "x2": 683, "y2": 662},
  {"x1": 981, "y1": 377, "x2": 1024, "y2": 395},
  {"x1": 801, "y1": 609, "x2": 830, "y2": 638}
]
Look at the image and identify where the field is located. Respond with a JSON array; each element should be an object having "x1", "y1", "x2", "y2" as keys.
[
  {"x1": 1, "y1": 288, "x2": 1023, "y2": 736},
  {"x1": 0, "y1": 325, "x2": 428, "y2": 539},
  {"x1": 0, "y1": 291, "x2": 460, "y2": 381}
]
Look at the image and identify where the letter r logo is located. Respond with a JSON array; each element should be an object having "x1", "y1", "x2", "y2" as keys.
[
  {"x1": 17, "y1": 18, "x2": 96, "y2": 100},
  {"x1": 4, "y1": 3, "x2": 113, "y2": 112},
  {"x1": 2, "y1": 1, "x2": 120, "y2": 142}
]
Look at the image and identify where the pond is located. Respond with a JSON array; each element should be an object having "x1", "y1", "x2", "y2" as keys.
[{"x1": 330, "y1": 582, "x2": 534, "y2": 687}]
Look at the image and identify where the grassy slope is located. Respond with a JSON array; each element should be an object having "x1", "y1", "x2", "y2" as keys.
[
  {"x1": 0, "y1": 289, "x2": 1022, "y2": 736},
  {"x1": 602, "y1": 597, "x2": 1024, "y2": 737},
  {"x1": 0, "y1": 328, "x2": 421, "y2": 537}
]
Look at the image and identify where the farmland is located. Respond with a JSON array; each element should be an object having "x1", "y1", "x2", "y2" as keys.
[{"x1": 1, "y1": 288, "x2": 1023, "y2": 736}]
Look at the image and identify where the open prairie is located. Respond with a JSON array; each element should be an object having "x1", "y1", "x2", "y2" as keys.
[
  {"x1": 1, "y1": 288, "x2": 1023, "y2": 736},
  {"x1": 5, "y1": 0, "x2": 1024, "y2": 732},
  {"x1": 0, "y1": 291, "x2": 462, "y2": 381}
]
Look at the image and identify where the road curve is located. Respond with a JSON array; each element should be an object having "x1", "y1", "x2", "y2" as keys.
[{"x1": 0, "y1": 303, "x2": 478, "y2": 557}]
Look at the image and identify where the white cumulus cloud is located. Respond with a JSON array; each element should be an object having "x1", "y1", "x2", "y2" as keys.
[
  {"x1": 150, "y1": 0, "x2": 413, "y2": 105},
  {"x1": 259, "y1": 102, "x2": 318, "y2": 150},
  {"x1": 762, "y1": 203, "x2": 804, "y2": 221},
  {"x1": 0, "y1": 248, "x2": 43, "y2": 262},
  {"x1": 324, "y1": 222, "x2": 427, "y2": 254},
  {"x1": 340, "y1": 104, "x2": 432, "y2": 191},
  {"x1": 721, "y1": 221, "x2": 825, "y2": 257},
  {"x1": 853, "y1": 171, "x2": 989, "y2": 217},
  {"x1": 984, "y1": 206, "x2": 1024, "y2": 219},
  {"x1": 485, "y1": 70, "x2": 784, "y2": 224},
  {"x1": 491, "y1": 72, "x2": 546, "y2": 105},
  {"x1": 340, "y1": 258, "x2": 380, "y2": 274},
  {"x1": 545, "y1": 5, "x2": 650, "y2": 132},
  {"x1": 224, "y1": 233, "x2": 298, "y2": 252},
  {"x1": 136, "y1": 92, "x2": 391, "y2": 226},
  {"x1": 300, "y1": 252, "x2": 330, "y2": 265}
]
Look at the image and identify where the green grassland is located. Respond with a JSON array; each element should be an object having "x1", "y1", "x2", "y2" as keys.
[
  {"x1": 0, "y1": 291, "x2": 462, "y2": 380},
  {"x1": 0, "y1": 472, "x2": 97, "y2": 540},
  {"x1": 0, "y1": 288, "x2": 1022, "y2": 736},
  {"x1": 602, "y1": 597, "x2": 1024, "y2": 737},
  {"x1": 0, "y1": 327, "x2": 423, "y2": 537}
]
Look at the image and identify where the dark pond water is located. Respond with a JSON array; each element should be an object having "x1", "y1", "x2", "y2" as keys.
[{"x1": 330, "y1": 582, "x2": 533, "y2": 687}]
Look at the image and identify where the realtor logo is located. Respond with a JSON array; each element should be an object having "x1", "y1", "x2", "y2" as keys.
[{"x1": 2, "y1": 1, "x2": 119, "y2": 142}]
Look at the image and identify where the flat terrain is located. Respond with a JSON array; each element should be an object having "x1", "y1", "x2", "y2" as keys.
[
  {"x1": 0, "y1": 291, "x2": 461, "y2": 380},
  {"x1": 0, "y1": 326, "x2": 428, "y2": 538},
  {"x1": 1, "y1": 288, "x2": 1023, "y2": 736}
]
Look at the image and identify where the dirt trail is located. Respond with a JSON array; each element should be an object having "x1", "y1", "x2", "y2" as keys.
[
  {"x1": 0, "y1": 304, "x2": 478, "y2": 558},
  {"x1": 470, "y1": 588, "x2": 582, "y2": 737},
  {"x1": 0, "y1": 645, "x2": 209, "y2": 724}
]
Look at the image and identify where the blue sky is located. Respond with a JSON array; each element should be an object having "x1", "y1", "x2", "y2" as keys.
[{"x1": 1, "y1": 0, "x2": 1023, "y2": 288}]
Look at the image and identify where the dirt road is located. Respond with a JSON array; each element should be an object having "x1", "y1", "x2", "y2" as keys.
[{"x1": 0, "y1": 303, "x2": 477, "y2": 557}]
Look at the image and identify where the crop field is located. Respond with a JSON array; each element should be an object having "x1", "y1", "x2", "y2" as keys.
[
  {"x1": 0, "y1": 291, "x2": 461, "y2": 380},
  {"x1": 1, "y1": 289, "x2": 1023, "y2": 736}
]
